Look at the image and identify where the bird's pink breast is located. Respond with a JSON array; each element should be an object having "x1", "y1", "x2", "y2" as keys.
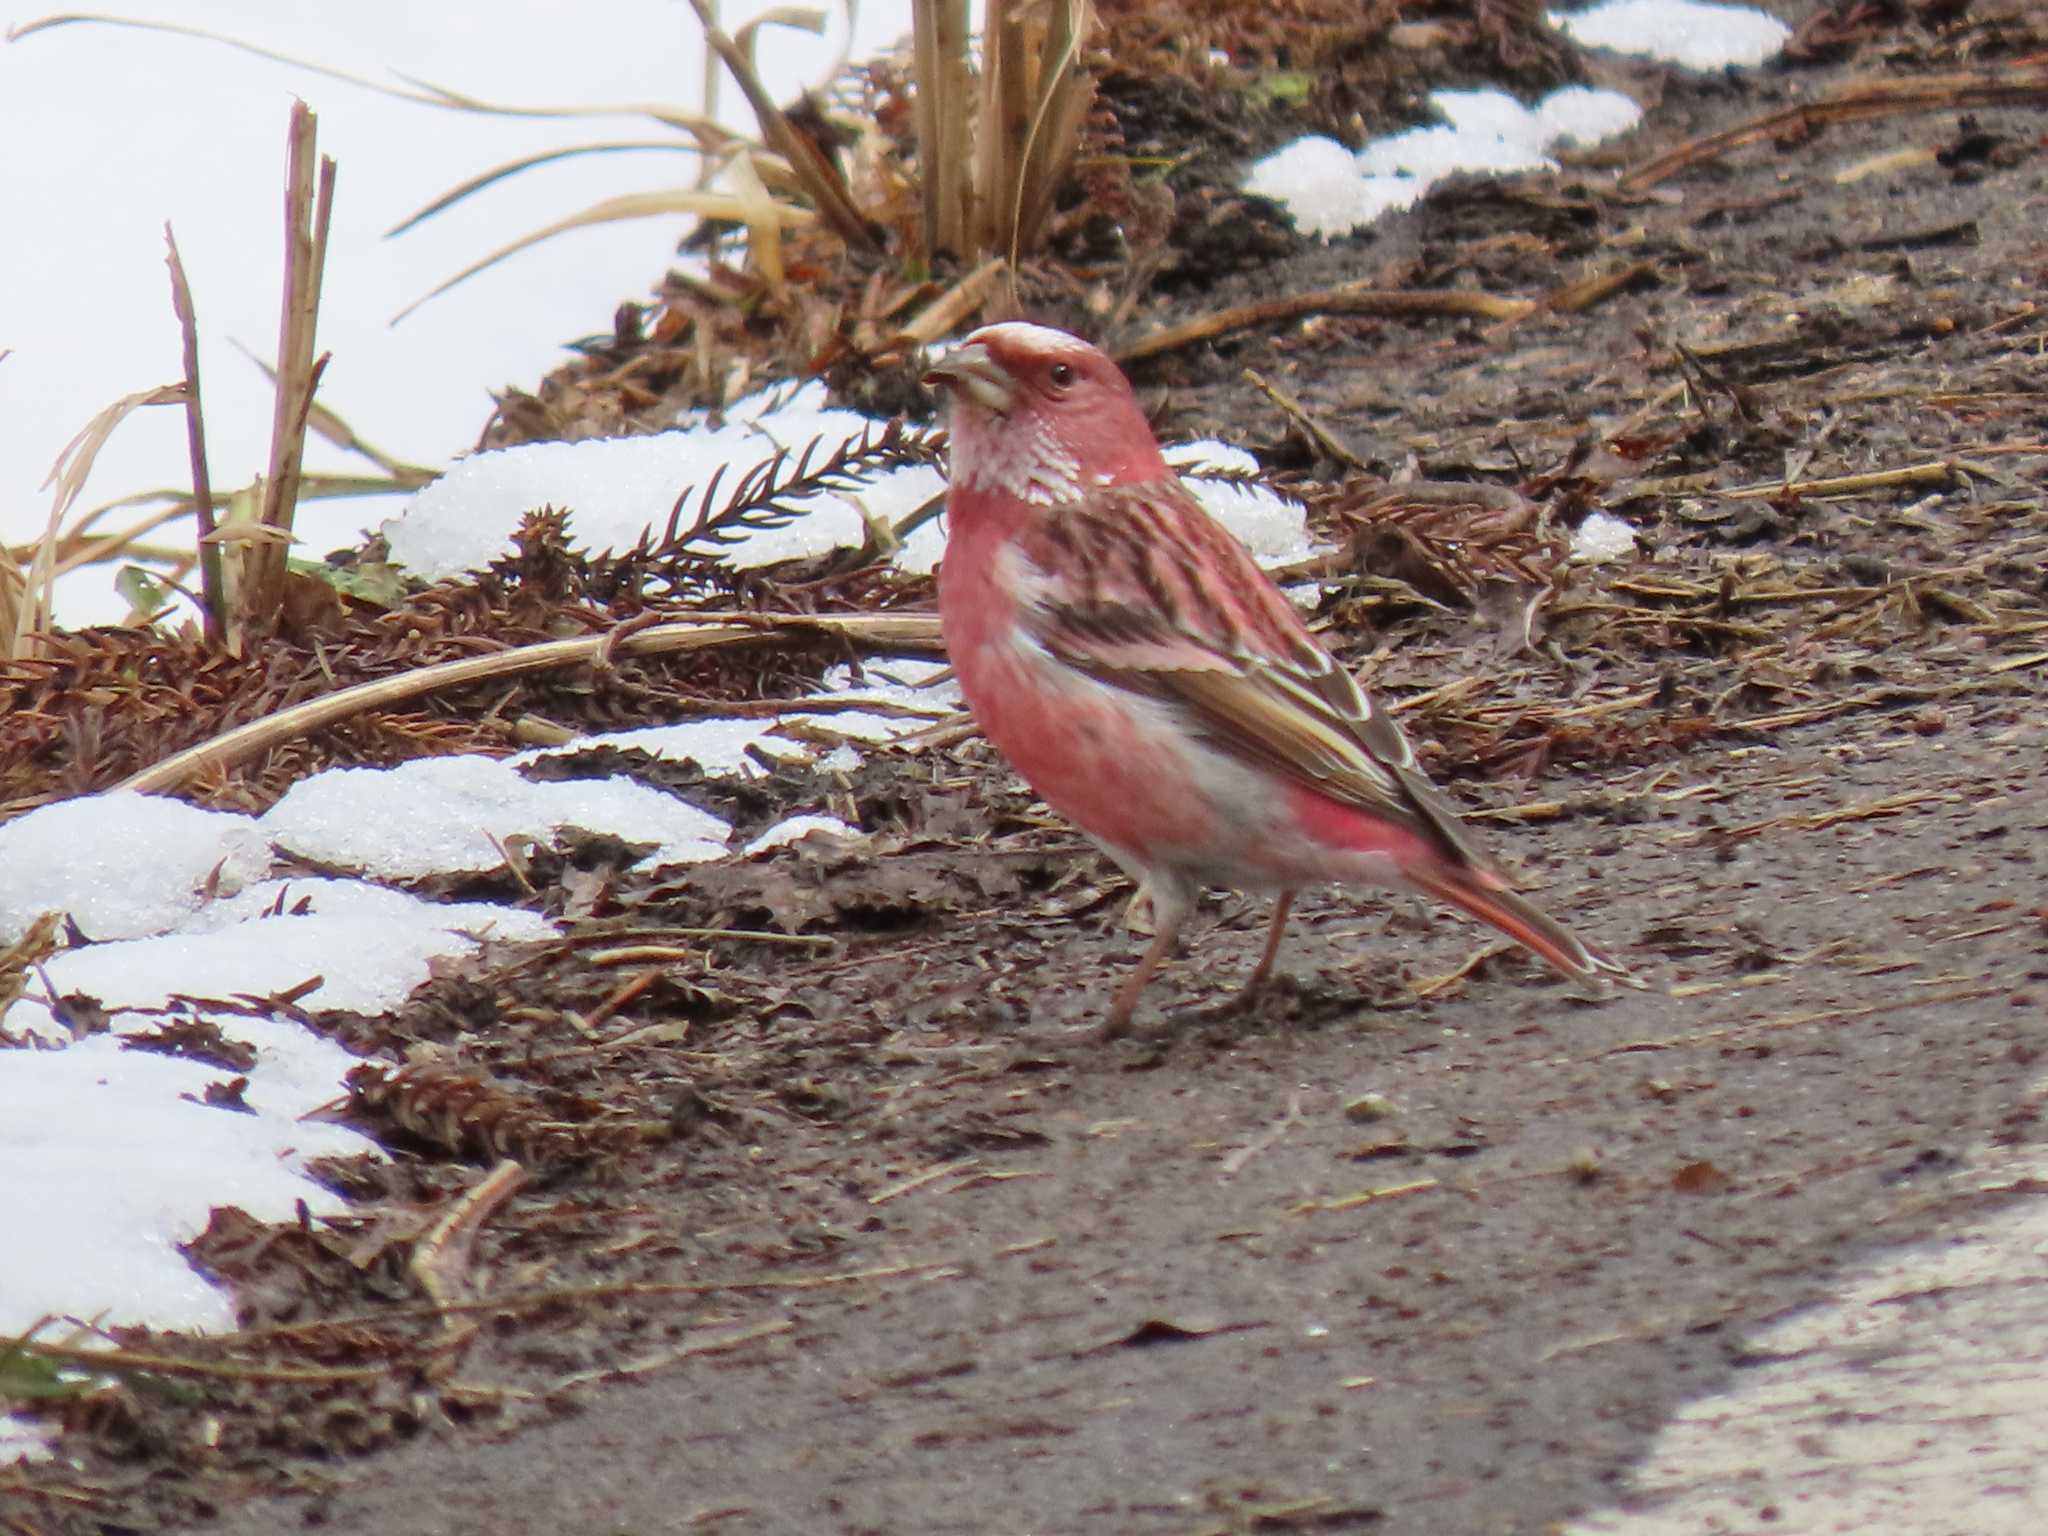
[{"x1": 940, "y1": 507, "x2": 1217, "y2": 863}]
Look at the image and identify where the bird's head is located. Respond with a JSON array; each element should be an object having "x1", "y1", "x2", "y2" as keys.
[{"x1": 924, "y1": 322, "x2": 1167, "y2": 507}]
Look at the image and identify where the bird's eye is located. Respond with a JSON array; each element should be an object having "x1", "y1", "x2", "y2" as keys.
[{"x1": 1047, "y1": 362, "x2": 1076, "y2": 391}]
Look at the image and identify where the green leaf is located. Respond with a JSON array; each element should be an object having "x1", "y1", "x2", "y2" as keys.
[
  {"x1": 115, "y1": 564, "x2": 174, "y2": 621},
  {"x1": 1247, "y1": 72, "x2": 1314, "y2": 109}
]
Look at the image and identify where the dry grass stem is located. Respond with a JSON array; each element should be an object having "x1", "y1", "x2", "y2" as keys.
[
  {"x1": 12, "y1": 384, "x2": 185, "y2": 658},
  {"x1": 163, "y1": 225, "x2": 224, "y2": 641},
  {"x1": 385, "y1": 140, "x2": 706, "y2": 238},
  {"x1": 1007, "y1": 0, "x2": 1092, "y2": 260},
  {"x1": 9, "y1": 14, "x2": 733, "y2": 138},
  {"x1": 231, "y1": 341, "x2": 437, "y2": 487},
  {"x1": 244, "y1": 100, "x2": 336, "y2": 642},
  {"x1": 116, "y1": 610, "x2": 944, "y2": 794},
  {"x1": 395, "y1": 186, "x2": 818, "y2": 325},
  {"x1": 684, "y1": 0, "x2": 878, "y2": 254}
]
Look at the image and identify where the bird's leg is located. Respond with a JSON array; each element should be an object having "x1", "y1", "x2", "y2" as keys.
[
  {"x1": 1093, "y1": 881, "x2": 1192, "y2": 1042},
  {"x1": 1242, "y1": 890, "x2": 1297, "y2": 1000}
]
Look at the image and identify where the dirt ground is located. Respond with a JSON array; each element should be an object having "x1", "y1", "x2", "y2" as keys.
[{"x1": 10, "y1": 4, "x2": 2048, "y2": 1533}]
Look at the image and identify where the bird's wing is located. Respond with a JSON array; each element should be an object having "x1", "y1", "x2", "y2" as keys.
[{"x1": 1011, "y1": 478, "x2": 1493, "y2": 870}]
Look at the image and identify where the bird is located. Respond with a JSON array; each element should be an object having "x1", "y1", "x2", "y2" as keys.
[{"x1": 924, "y1": 320, "x2": 1631, "y2": 1040}]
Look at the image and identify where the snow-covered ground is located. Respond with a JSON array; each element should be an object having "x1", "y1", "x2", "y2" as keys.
[{"x1": 1, "y1": 0, "x2": 1793, "y2": 1466}]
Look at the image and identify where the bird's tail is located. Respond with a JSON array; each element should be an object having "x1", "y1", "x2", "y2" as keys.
[{"x1": 1405, "y1": 864, "x2": 1640, "y2": 988}]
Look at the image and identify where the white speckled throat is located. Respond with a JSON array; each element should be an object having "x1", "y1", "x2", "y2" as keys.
[{"x1": 950, "y1": 409, "x2": 1082, "y2": 507}]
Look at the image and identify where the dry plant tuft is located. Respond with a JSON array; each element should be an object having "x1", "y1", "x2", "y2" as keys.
[
  {"x1": 1, "y1": 93, "x2": 432, "y2": 660},
  {"x1": 922, "y1": 0, "x2": 1095, "y2": 268}
]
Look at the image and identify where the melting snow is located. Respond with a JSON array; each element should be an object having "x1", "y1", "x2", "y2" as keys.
[
  {"x1": 1552, "y1": 0, "x2": 1792, "y2": 72},
  {"x1": 1571, "y1": 511, "x2": 1639, "y2": 564},
  {"x1": 1246, "y1": 87, "x2": 1645, "y2": 239},
  {"x1": 1245, "y1": 4, "x2": 1790, "y2": 238},
  {"x1": 744, "y1": 814, "x2": 861, "y2": 854},
  {"x1": 387, "y1": 415, "x2": 1311, "y2": 587}
]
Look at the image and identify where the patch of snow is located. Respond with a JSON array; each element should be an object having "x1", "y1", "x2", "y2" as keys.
[
  {"x1": 1551, "y1": 0, "x2": 1791, "y2": 71},
  {"x1": 776, "y1": 658, "x2": 960, "y2": 747},
  {"x1": 744, "y1": 814, "x2": 859, "y2": 854},
  {"x1": 1538, "y1": 84, "x2": 1654, "y2": 147},
  {"x1": 0, "y1": 1415, "x2": 51, "y2": 1464},
  {"x1": 514, "y1": 716, "x2": 808, "y2": 775},
  {"x1": 1359, "y1": 88, "x2": 1565, "y2": 182},
  {"x1": 1571, "y1": 511, "x2": 1639, "y2": 564},
  {"x1": 0, "y1": 1036, "x2": 370, "y2": 1336},
  {"x1": 0, "y1": 792, "x2": 269, "y2": 947},
  {"x1": 1162, "y1": 441, "x2": 1318, "y2": 567},
  {"x1": 1245, "y1": 86, "x2": 1643, "y2": 240},
  {"x1": 383, "y1": 410, "x2": 945, "y2": 582},
  {"x1": 388, "y1": 417, "x2": 1311, "y2": 588},
  {"x1": 179, "y1": 877, "x2": 556, "y2": 945},
  {"x1": 5, "y1": 919, "x2": 488, "y2": 1045},
  {"x1": 1243, "y1": 135, "x2": 1422, "y2": 238},
  {"x1": 1284, "y1": 582, "x2": 1329, "y2": 613},
  {"x1": 818, "y1": 656, "x2": 958, "y2": 703},
  {"x1": 883, "y1": 466, "x2": 958, "y2": 577},
  {"x1": 509, "y1": 659, "x2": 960, "y2": 775},
  {"x1": 259, "y1": 755, "x2": 732, "y2": 878}
]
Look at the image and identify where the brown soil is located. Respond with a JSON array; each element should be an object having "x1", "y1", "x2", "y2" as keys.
[{"x1": 10, "y1": 4, "x2": 2048, "y2": 1533}]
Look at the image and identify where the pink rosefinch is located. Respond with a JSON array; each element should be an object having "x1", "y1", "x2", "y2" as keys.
[{"x1": 925, "y1": 321, "x2": 1630, "y2": 1039}]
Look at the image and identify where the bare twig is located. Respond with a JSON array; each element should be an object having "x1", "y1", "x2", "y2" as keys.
[
  {"x1": 1621, "y1": 68, "x2": 2048, "y2": 194},
  {"x1": 1243, "y1": 369, "x2": 1368, "y2": 471},
  {"x1": 1719, "y1": 461, "x2": 1964, "y2": 502},
  {"x1": 1117, "y1": 285, "x2": 1536, "y2": 364},
  {"x1": 1542, "y1": 260, "x2": 1661, "y2": 315},
  {"x1": 17, "y1": 1338, "x2": 385, "y2": 1385},
  {"x1": 410, "y1": 1158, "x2": 527, "y2": 1362}
]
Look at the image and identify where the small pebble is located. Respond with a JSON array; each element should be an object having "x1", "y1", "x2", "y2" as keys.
[{"x1": 1343, "y1": 1091, "x2": 1397, "y2": 1122}]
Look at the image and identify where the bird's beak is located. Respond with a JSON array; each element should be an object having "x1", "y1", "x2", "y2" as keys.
[{"x1": 923, "y1": 342, "x2": 1017, "y2": 414}]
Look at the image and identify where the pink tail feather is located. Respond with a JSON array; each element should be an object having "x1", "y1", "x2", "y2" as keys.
[{"x1": 1405, "y1": 865, "x2": 1637, "y2": 987}]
